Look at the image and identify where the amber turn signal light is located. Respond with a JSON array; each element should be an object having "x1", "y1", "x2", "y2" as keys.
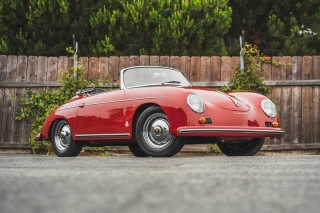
[
  {"x1": 199, "y1": 117, "x2": 206, "y2": 124},
  {"x1": 272, "y1": 122, "x2": 279, "y2": 128}
]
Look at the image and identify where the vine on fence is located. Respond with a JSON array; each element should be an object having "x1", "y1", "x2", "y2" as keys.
[
  {"x1": 16, "y1": 63, "x2": 100, "y2": 154},
  {"x1": 221, "y1": 43, "x2": 277, "y2": 95}
]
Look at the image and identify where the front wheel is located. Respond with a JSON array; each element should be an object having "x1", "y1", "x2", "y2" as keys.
[
  {"x1": 136, "y1": 106, "x2": 185, "y2": 157},
  {"x1": 217, "y1": 138, "x2": 265, "y2": 156},
  {"x1": 51, "y1": 120, "x2": 83, "y2": 157}
]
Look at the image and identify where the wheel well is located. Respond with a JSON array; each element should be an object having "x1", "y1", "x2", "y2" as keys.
[
  {"x1": 48, "y1": 118, "x2": 64, "y2": 140},
  {"x1": 131, "y1": 103, "x2": 162, "y2": 140}
]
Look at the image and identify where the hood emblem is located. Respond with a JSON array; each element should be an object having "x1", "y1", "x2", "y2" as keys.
[{"x1": 125, "y1": 121, "x2": 129, "y2": 127}]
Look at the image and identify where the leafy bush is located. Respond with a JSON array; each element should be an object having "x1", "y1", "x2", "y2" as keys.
[{"x1": 16, "y1": 63, "x2": 99, "y2": 153}]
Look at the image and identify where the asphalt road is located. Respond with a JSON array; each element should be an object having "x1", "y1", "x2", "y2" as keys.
[{"x1": 0, "y1": 154, "x2": 319, "y2": 213}]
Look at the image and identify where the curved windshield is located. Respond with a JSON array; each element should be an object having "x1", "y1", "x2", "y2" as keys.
[{"x1": 123, "y1": 67, "x2": 191, "y2": 88}]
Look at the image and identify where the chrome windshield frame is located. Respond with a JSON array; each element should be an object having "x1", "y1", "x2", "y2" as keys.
[{"x1": 120, "y1": 66, "x2": 191, "y2": 90}]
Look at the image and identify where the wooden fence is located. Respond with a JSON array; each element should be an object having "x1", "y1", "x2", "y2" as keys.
[{"x1": 1, "y1": 55, "x2": 320, "y2": 151}]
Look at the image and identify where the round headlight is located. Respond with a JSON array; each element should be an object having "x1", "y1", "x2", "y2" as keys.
[
  {"x1": 261, "y1": 99, "x2": 277, "y2": 118},
  {"x1": 187, "y1": 94, "x2": 205, "y2": 113}
]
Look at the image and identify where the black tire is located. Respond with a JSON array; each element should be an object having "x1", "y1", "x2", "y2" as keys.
[
  {"x1": 217, "y1": 138, "x2": 265, "y2": 156},
  {"x1": 51, "y1": 120, "x2": 83, "y2": 157},
  {"x1": 128, "y1": 144, "x2": 149, "y2": 157},
  {"x1": 136, "y1": 106, "x2": 185, "y2": 157}
]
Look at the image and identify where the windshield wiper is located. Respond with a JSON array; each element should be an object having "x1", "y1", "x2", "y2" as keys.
[{"x1": 159, "y1": 81, "x2": 181, "y2": 86}]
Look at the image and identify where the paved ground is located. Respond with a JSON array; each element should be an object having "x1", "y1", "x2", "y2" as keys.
[{"x1": 0, "y1": 154, "x2": 319, "y2": 213}]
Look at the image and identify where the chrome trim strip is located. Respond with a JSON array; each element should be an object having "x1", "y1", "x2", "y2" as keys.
[
  {"x1": 178, "y1": 129, "x2": 286, "y2": 135},
  {"x1": 77, "y1": 96, "x2": 170, "y2": 107},
  {"x1": 56, "y1": 106, "x2": 78, "y2": 112},
  {"x1": 75, "y1": 133, "x2": 130, "y2": 138}
]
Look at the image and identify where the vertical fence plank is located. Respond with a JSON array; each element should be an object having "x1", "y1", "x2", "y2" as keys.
[
  {"x1": 301, "y1": 56, "x2": 313, "y2": 144},
  {"x1": 200, "y1": 56, "x2": 210, "y2": 82},
  {"x1": 37, "y1": 56, "x2": 48, "y2": 82},
  {"x1": 109, "y1": 56, "x2": 119, "y2": 83},
  {"x1": 160, "y1": 56, "x2": 169, "y2": 67},
  {"x1": 79, "y1": 57, "x2": 88, "y2": 80},
  {"x1": 67, "y1": 57, "x2": 74, "y2": 74},
  {"x1": 88, "y1": 57, "x2": 99, "y2": 80},
  {"x1": 99, "y1": 57, "x2": 109, "y2": 83},
  {"x1": 220, "y1": 56, "x2": 231, "y2": 81},
  {"x1": 57, "y1": 56, "x2": 69, "y2": 81},
  {"x1": 262, "y1": 62, "x2": 272, "y2": 80},
  {"x1": 119, "y1": 56, "x2": 130, "y2": 73},
  {"x1": 230, "y1": 56, "x2": 240, "y2": 79},
  {"x1": 210, "y1": 56, "x2": 221, "y2": 81},
  {"x1": 13, "y1": 56, "x2": 28, "y2": 144},
  {"x1": 129, "y1": 56, "x2": 140, "y2": 67},
  {"x1": 118, "y1": 56, "x2": 130, "y2": 85},
  {"x1": 23, "y1": 56, "x2": 38, "y2": 145},
  {"x1": 170, "y1": 56, "x2": 180, "y2": 70},
  {"x1": 270, "y1": 56, "x2": 282, "y2": 145},
  {"x1": 1, "y1": 56, "x2": 17, "y2": 144},
  {"x1": 180, "y1": 56, "x2": 191, "y2": 80},
  {"x1": 312, "y1": 56, "x2": 320, "y2": 144},
  {"x1": 27, "y1": 56, "x2": 38, "y2": 82},
  {"x1": 280, "y1": 57, "x2": 293, "y2": 145},
  {"x1": 190, "y1": 56, "x2": 201, "y2": 82},
  {"x1": 291, "y1": 56, "x2": 302, "y2": 144},
  {"x1": 150, "y1": 56, "x2": 159, "y2": 66},
  {"x1": 140, "y1": 55, "x2": 149, "y2": 66},
  {"x1": 47, "y1": 57, "x2": 58, "y2": 81},
  {"x1": 0, "y1": 55, "x2": 7, "y2": 145}
]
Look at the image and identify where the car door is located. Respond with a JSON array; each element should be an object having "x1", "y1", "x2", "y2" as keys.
[{"x1": 75, "y1": 90, "x2": 126, "y2": 138}]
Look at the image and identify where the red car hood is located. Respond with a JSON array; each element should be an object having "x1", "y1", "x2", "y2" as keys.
[{"x1": 189, "y1": 88, "x2": 250, "y2": 112}]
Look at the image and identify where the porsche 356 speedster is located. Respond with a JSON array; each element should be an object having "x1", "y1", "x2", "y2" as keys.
[{"x1": 37, "y1": 66, "x2": 285, "y2": 157}]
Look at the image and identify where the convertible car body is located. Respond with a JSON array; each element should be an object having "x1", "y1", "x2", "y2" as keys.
[{"x1": 37, "y1": 66, "x2": 285, "y2": 157}]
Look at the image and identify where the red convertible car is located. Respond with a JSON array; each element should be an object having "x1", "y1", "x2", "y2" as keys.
[{"x1": 37, "y1": 66, "x2": 285, "y2": 157}]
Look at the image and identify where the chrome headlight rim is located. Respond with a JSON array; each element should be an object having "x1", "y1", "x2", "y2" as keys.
[
  {"x1": 261, "y1": 99, "x2": 277, "y2": 118},
  {"x1": 187, "y1": 94, "x2": 205, "y2": 114}
]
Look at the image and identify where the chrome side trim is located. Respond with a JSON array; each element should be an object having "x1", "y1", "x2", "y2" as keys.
[
  {"x1": 56, "y1": 106, "x2": 78, "y2": 112},
  {"x1": 178, "y1": 129, "x2": 286, "y2": 135},
  {"x1": 75, "y1": 133, "x2": 131, "y2": 138}
]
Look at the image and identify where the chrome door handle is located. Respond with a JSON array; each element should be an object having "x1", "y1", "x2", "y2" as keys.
[{"x1": 79, "y1": 103, "x2": 85, "y2": 108}]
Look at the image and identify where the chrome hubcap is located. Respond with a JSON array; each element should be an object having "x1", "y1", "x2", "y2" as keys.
[
  {"x1": 143, "y1": 113, "x2": 173, "y2": 149},
  {"x1": 54, "y1": 123, "x2": 71, "y2": 151}
]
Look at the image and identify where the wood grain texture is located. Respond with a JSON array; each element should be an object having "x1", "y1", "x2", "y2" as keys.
[
  {"x1": 313, "y1": 56, "x2": 320, "y2": 80},
  {"x1": 119, "y1": 56, "x2": 130, "y2": 71},
  {"x1": 230, "y1": 56, "x2": 240, "y2": 79},
  {"x1": 220, "y1": 56, "x2": 231, "y2": 81},
  {"x1": 6, "y1": 56, "x2": 17, "y2": 82},
  {"x1": 17, "y1": 56, "x2": 28, "y2": 82},
  {"x1": 262, "y1": 61, "x2": 272, "y2": 80},
  {"x1": 160, "y1": 56, "x2": 169, "y2": 67},
  {"x1": 0, "y1": 55, "x2": 7, "y2": 82},
  {"x1": 129, "y1": 56, "x2": 140, "y2": 66},
  {"x1": 292, "y1": 56, "x2": 302, "y2": 80},
  {"x1": 210, "y1": 56, "x2": 221, "y2": 81},
  {"x1": 150, "y1": 56, "x2": 160, "y2": 66},
  {"x1": 0, "y1": 88, "x2": 14, "y2": 143},
  {"x1": 37, "y1": 56, "x2": 48, "y2": 82},
  {"x1": 57, "y1": 56, "x2": 69, "y2": 81},
  {"x1": 302, "y1": 56, "x2": 313, "y2": 80},
  {"x1": 170, "y1": 56, "x2": 180, "y2": 70},
  {"x1": 140, "y1": 55, "x2": 149, "y2": 66},
  {"x1": 109, "y1": 56, "x2": 119, "y2": 82},
  {"x1": 190, "y1": 56, "x2": 200, "y2": 82},
  {"x1": 99, "y1": 57, "x2": 109, "y2": 82},
  {"x1": 301, "y1": 86, "x2": 312, "y2": 144},
  {"x1": 291, "y1": 86, "x2": 302, "y2": 144},
  {"x1": 200, "y1": 56, "x2": 210, "y2": 82},
  {"x1": 88, "y1": 57, "x2": 99, "y2": 80},
  {"x1": 180, "y1": 56, "x2": 190, "y2": 80},
  {"x1": 47, "y1": 57, "x2": 58, "y2": 81}
]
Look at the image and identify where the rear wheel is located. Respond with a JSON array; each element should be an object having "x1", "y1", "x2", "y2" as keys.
[
  {"x1": 51, "y1": 120, "x2": 83, "y2": 157},
  {"x1": 136, "y1": 106, "x2": 185, "y2": 157},
  {"x1": 217, "y1": 138, "x2": 265, "y2": 156}
]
